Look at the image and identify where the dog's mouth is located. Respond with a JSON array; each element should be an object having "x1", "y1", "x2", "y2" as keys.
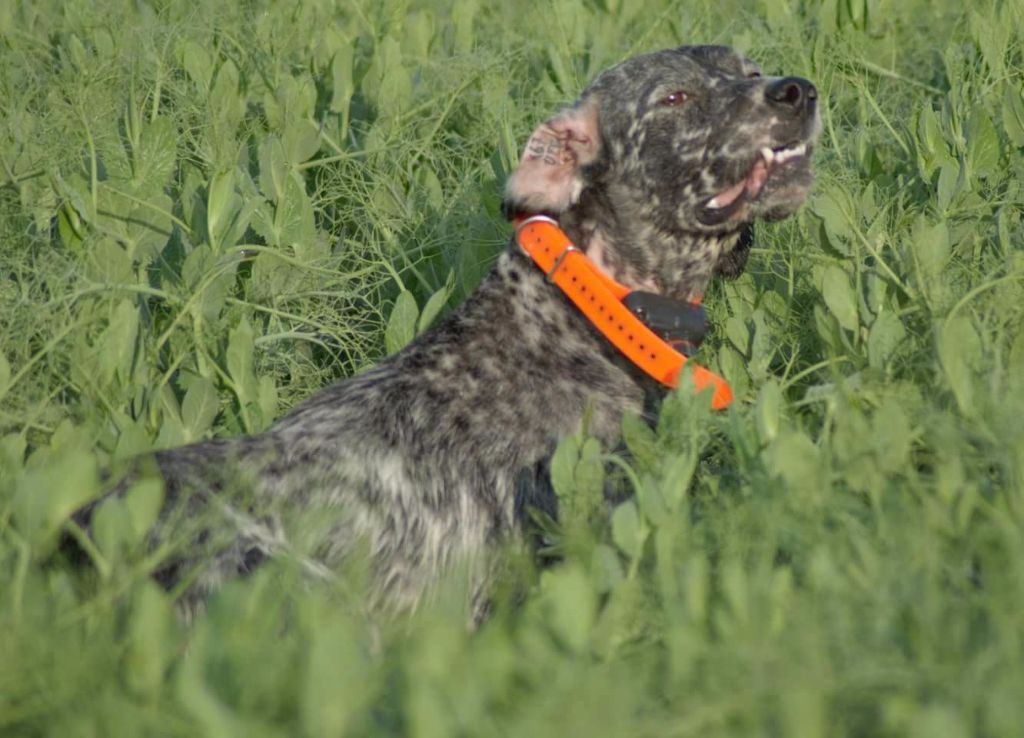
[{"x1": 697, "y1": 142, "x2": 811, "y2": 226}]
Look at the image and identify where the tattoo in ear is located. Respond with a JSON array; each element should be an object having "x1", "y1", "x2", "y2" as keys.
[{"x1": 526, "y1": 134, "x2": 568, "y2": 166}]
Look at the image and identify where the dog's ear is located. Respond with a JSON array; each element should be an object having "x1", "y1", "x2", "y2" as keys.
[{"x1": 503, "y1": 104, "x2": 600, "y2": 218}]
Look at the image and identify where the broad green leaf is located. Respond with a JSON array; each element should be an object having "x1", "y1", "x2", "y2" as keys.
[
  {"x1": 125, "y1": 583, "x2": 177, "y2": 699},
  {"x1": 275, "y1": 173, "x2": 317, "y2": 254},
  {"x1": 763, "y1": 430, "x2": 821, "y2": 493},
  {"x1": 864, "y1": 270, "x2": 888, "y2": 316},
  {"x1": 810, "y1": 189, "x2": 851, "y2": 254},
  {"x1": 258, "y1": 136, "x2": 289, "y2": 204},
  {"x1": 969, "y1": 10, "x2": 1008, "y2": 78},
  {"x1": 873, "y1": 402, "x2": 911, "y2": 473},
  {"x1": 330, "y1": 45, "x2": 354, "y2": 113},
  {"x1": 180, "y1": 39, "x2": 213, "y2": 90},
  {"x1": 417, "y1": 273, "x2": 454, "y2": 334},
  {"x1": 258, "y1": 375, "x2": 278, "y2": 430},
  {"x1": 385, "y1": 290, "x2": 419, "y2": 355},
  {"x1": 403, "y1": 11, "x2": 435, "y2": 60},
  {"x1": 57, "y1": 203, "x2": 84, "y2": 252},
  {"x1": 1002, "y1": 85, "x2": 1024, "y2": 147},
  {"x1": 92, "y1": 28, "x2": 115, "y2": 59},
  {"x1": 769, "y1": 567, "x2": 794, "y2": 636},
  {"x1": 12, "y1": 450, "x2": 99, "y2": 547},
  {"x1": 0, "y1": 433, "x2": 26, "y2": 477},
  {"x1": 113, "y1": 417, "x2": 151, "y2": 461},
  {"x1": 100, "y1": 300, "x2": 139, "y2": 385},
  {"x1": 936, "y1": 159, "x2": 961, "y2": 213},
  {"x1": 590, "y1": 543, "x2": 624, "y2": 594},
  {"x1": 181, "y1": 377, "x2": 219, "y2": 439},
  {"x1": 967, "y1": 109, "x2": 1000, "y2": 179},
  {"x1": 910, "y1": 705, "x2": 969, "y2": 738},
  {"x1": 716, "y1": 346, "x2": 750, "y2": 400},
  {"x1": 362, "y1": 38, "x2": 411, "y2": 119},
  {"x1": 283, "y1": 120, "x2": 321, "y2": 166},
  {"x1": 912, "y1": 218, "x2": 950, "y2": 279},
  {"x1": 209, "y1": 59, "x2": 244, "y2": 143},
  {"x1": 725, "y1": 315, "x2": 750, "y2": 355},
  {"x1": 658, "y1": 453, "x2": 697, "y2": 512},
  {"x1": 720, "y1": 561, "x2": 750, "y2": 628},
  {"x1": 749, "y1": 310, "x2": 773, "y2": 378},
  {"x1": 1009, "y1": 329, "x2": 1024, "y2": 393},
  {"x1": 301, "y1": 614, "x2": 373, "y2": 737},
  {"x1": 87, "y1": 237, "x2": 134, "y2": 283},
  {"x1": 867, "y1": 310, "x2": 907, "y2": 369},
  {"x1": 93, "y1": 497, "x2": 132, "y2": 561},
  {"x1": 416, "y1": 165, "x2": 444, "y2": 211},
  {"x1": 756, "y1": 379, "x2": 783, "y2": 443},
  {"x1": 857, "y1": 181, "x2": 879, "y2": 221},
  {"x1": 0, "y1": 351, "x2": 10, "y2": 402},
  {"x1": 813, "y1": 304, "x2": 841, "y2": 353},
  {"x1": 155, "y1": 412, "x2": 187, "y2": 450},
  {"x1": 611, "y1": 500, "x2": 642, "y2": 559},
  {"x1": 126, "y1": 192, "x2": 174, "y2": 263},
  {"x1": 330, "y1": 44, "x2": 354, "y2": 139},
  {"x1": 452, "y1": 0, "x2": 478, "y2": 54},
  {"x1": 181, "y1": 244, "x2": 237, "y2": 322},
  {"x1": 820, "y1": 265, "x2": 859, "y2": 332},
  {"x1": 684, "y1": 554, "x2": 710, "y2": 623},
  {"x1": 780, "y1": 687, "x2": 825, "y2": 738},
  {"x1": 653, "y1": 522, "x2": 681, "y2": 603},
  {"x1": 574, "y1": 437, "x2": 605, "y2": 504},
  {"x1": 176, "y1": 628, "x2": 246, "y2": 735},
  {"x1": 917, "y1": 104, "x2": 946, "y2": 162},
  {"x1": 540, "y1": 564, "x2": 596, "y2": 653},
  {"x1": 621, "y1": 412, "x2": 658, "y2": 471},
  {"x1": 56, "y1": 171, "x2": 94, "y2": 225},
  {"x1": 227, "y1": 317, "x2": 257, "y2": 408},
  {"x1": 938, "y1": 315, "x2": 982, "y2": 413},
  {"x1": 123, "y1": 477, "x2": 164, "y2": 544},
  {"x1": 133, "y1": 116, "x2": 177, "y2": 192},
  {"x1": 636, "y1": 474, "x2": 669, "y2": 526},
  {"x1": 550, "y1": 433, "x2": 580, "y2": 500},
  {"x1": 265, "y1": 74, "x2": 316, "y2": 132},
  {"x1": 206, "y1": 169, "x2": 237, "y2": 250}
]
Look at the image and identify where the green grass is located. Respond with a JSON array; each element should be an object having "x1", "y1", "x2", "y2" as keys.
[{"x1": 2, "y1": 0, "x2": 1023, "y2": 735}]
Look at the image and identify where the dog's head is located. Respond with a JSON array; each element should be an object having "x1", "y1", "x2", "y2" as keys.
[{"x1": 504, "y1": 45, "x2": 819, "y2": 296}]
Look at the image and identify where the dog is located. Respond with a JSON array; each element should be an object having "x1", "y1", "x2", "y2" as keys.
[{"x1": 73, "y1": 45, "x2": 818, "y2": 614}]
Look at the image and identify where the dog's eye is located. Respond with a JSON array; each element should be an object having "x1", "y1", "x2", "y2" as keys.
[
  {"x1": 658, "y1": 91, "x2": 689, "y2": 107},
  {"x1": 747, "y1": 71, "x2": 762, "y2": 79}
]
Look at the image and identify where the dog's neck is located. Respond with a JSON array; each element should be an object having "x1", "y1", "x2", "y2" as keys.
[{"x1": 555, "y1": 197, "x2": 745, "y2": 302}]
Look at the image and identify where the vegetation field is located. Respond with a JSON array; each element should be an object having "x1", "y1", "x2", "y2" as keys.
[{"x1": 1, "y1": 0, "x2": 1023, "y2": 735}]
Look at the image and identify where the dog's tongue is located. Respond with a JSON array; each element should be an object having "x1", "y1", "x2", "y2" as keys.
[
  {"x1": 707, "y1": 158, "x2": 769, "y2": 210},
  {"x1": 746, "y1": 157, "x2": 768, "y2": 197}
]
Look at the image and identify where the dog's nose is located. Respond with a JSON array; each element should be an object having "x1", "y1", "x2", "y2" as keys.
[{"x1": 765, "y1": 77, "x2": 817, "y2": 114}]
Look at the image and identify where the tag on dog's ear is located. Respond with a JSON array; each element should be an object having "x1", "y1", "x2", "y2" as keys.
[{"x1": 503, "y1": 104, "x2": 600, "y2": 218}]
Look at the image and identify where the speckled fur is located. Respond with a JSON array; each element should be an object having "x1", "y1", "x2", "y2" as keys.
[{"x1": 78, "y1": 46, "x2": 818, "y2": 614}]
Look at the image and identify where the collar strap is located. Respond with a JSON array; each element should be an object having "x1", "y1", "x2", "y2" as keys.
[{"x1": 514, "y1": 215, "x2": 733, "y2": 410}]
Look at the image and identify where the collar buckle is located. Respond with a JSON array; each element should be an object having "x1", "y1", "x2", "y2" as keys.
[{"x1": 512, "y1": 215, "x2": 733, "y2": 409}]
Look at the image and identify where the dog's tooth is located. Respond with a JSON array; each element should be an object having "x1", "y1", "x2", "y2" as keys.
[
  {"x1": 707, "y1": 195, "x2": 723, "y2": 209},
  {"x1": 761, "y1": 147, "x2": 774, "y2": 163}
]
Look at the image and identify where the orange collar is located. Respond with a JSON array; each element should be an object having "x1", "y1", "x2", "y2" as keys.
[{"x1": 513, "y1": 215, "x2": 733, "y2": 410}]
